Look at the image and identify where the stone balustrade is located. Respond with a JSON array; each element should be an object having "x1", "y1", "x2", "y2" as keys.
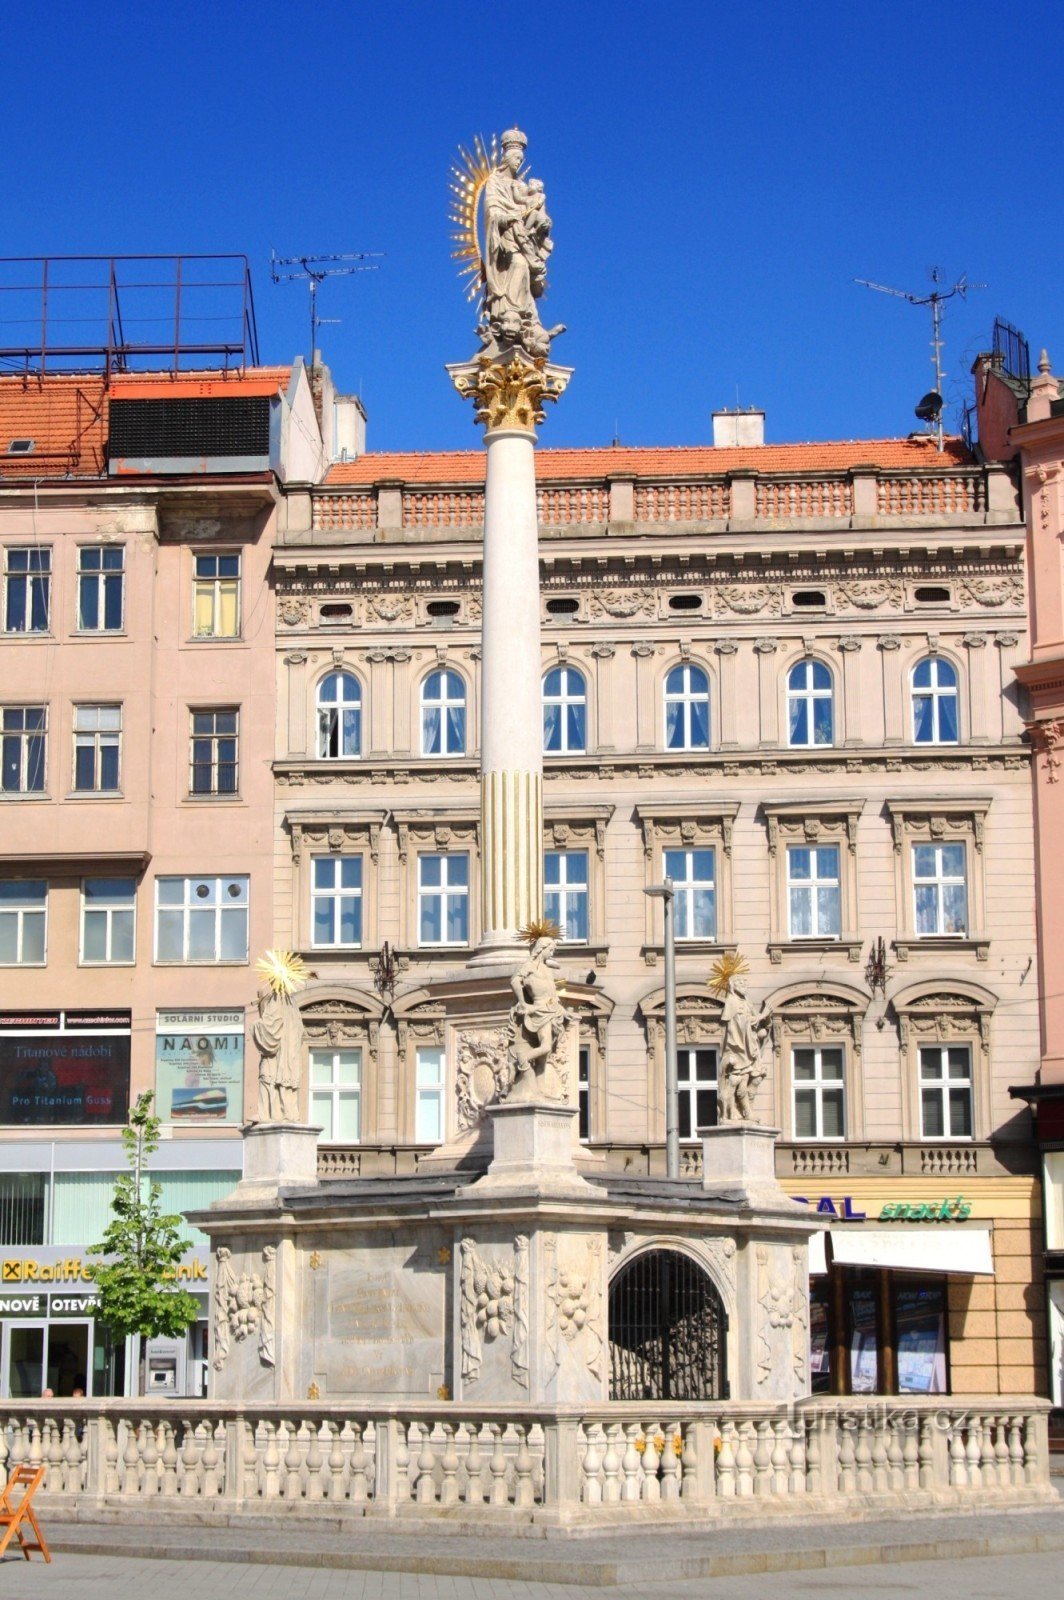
[{"x1": 0, "y1": 1396, "x2": 1049, "y2": 1522}]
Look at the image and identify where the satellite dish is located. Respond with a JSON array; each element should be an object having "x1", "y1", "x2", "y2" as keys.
[{"x1": 915, "y1": 390, "x2": 943, "y2": 422}]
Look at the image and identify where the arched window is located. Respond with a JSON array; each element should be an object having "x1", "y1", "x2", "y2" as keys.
[
  {"x1": 664, "y1": 664, "x2": 710, "y2": 750},
  {"x1": 543, "y1": 666, "x2": 586, "y2": 754},
  {"x1": 911, "y1": 657, "x2": 959, "y2": 744},
  {"x1": 317, "y1": 672, "x2": 361, "y2": 759},
  {"x1": 787, "y1": 659, "x2": 834, "y2": 747},
  {"x1": 421, "y1": 669, "x2": 466, "y2": 756}
]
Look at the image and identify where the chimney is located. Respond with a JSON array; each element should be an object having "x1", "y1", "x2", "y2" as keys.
[
  {"x1": 332, "y1": 394, "x2": 367, "y2": 462},
  {"x1": 712, "y1": 407, "x2": 765, "y2": 447}
]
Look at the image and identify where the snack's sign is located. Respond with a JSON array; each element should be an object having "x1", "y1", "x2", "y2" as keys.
[{"x1": 795, "y1": 1194, "x2": 972, "y2": 1223}]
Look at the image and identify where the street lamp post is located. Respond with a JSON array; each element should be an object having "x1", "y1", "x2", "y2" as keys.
[{"x1": 645, "y1": 879, "x2": 679, "y2": 1179}]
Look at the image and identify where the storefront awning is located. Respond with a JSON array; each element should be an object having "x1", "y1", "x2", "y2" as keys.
[{"x1": 828, "y1": 1226, "x2": 994, "y2": 1276}]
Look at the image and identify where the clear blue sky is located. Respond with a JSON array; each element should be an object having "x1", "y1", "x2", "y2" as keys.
[{"x1": 3, "y1": 0, "x2": 1061, "y2": 451}]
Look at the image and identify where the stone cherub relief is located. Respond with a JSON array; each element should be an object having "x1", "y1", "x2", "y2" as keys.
[
  {"x1": 505, "y1": 935, "x2": 574, "y2": 1104},
  {"x1": 252, "y1": 950, "x2": 308, "y2": 1123},
  {"x1": 710, "y1": 955, "x2": 772, "y2": 1123},
  {"x1": 450, "y1": 127, "x2": 565, "y2": 362}
]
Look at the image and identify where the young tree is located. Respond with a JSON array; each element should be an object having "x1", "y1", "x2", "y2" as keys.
[{"x1": 88, "y1": 1091, "x2": 200, "y2": 1396}]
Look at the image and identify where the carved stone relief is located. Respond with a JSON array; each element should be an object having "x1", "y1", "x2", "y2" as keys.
[
  {"x1": 544, "y1": 1233, "x2": 604, "y2": 1383},
  {"x1": 587, "y1": 587, "x2": 656, "y2": 620},
  {"x1": 716, "y1": 585, "x2": 782, "y2": 616},
  {"x1": 455, "y1": 1027, "x2": 512, "y2": 1131},
  {"x1": 459, "y1": 1237, "x2": 525, "y2": 1388},
  {"x1": 835, "y1": 579, "x2": 902, "y2": 610},
  {"x1": 756, "y1": 1244, "x2": 807, "y2": 1387},
  {"x1": 213, "y1": 1245, "x2": 276, "y2": 1371}
]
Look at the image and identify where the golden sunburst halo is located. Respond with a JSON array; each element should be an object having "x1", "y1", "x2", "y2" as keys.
[
  {"x1": 518, "y1": 917, "x2": 562, "y2": 947},
  {"x1": 708, "y1": 952, "x2": 750, "y2": 998},
  {"x1": 256, "y1": 949, "x2": 309, "y2": 997},
  {"x1": 449, "y1": 134, "x2": 496, "y2": 302}
]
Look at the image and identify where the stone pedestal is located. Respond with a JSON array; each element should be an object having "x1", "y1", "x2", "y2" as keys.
[
  {"x1": 473, "y1": 1102, "x2": 596, "y2": 1198},
  {"x1": 236, "y1": 1120, "x2": 321, "y2": 1203},
  {"x1": 702, "y1": 1122, "x2": 789, "y2": 1209}
]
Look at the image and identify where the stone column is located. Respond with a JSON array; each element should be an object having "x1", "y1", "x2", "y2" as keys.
[{"x1": 447, "y1": 352, "x2": 572, "y2": 962}]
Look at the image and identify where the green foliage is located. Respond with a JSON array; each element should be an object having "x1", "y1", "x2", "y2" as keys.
[{"x1": 87, "y1": 1091, "x2": 200, "y2": 1342}]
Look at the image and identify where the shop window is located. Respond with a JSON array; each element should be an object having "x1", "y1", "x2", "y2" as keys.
[
  {"x1": 919, "y1": 1044, "x2": 973, "y2": 1139},
  {"x1": 678, "y1": 1046, "x2": 718, "y2": 1140},
  {"x1": 544, "y1": 849, "x2": 589, "y2": 942},
  {"x1": 77, "y1": 546, "x2": 124, "y2": 632},
  {"x1": 543, "y1": 666, "x2": 586, "y2": 754},
  {"x1": 415, "y1": 1046, "x2": 445, "y2": 1142},
  {"x1": 309, "y1": 1049, "x2": 361, "y2": 1143},
  {"x1": 663, "y1": 663, "x2": 710, "y2": 751},
  {"x1": 155, "y1": 875, "x2": 249, "y2": 963},
  {"x1": 417, "y1": 853, "x2": 469, "y2": 946},
  {"x1": 792, "y1": 1045, "x2": 845, "y2": 1139},
  {"x1": 190, "y1": 708, "x2": 239, "y2": 795},
  {"x1": 421, "y1": 669, "x2": 466, "y2": 757},
  {"x1": 0, "y1": 880, "x2": 47, "y2": 964},
  {"x1": 3, "y1": 547, "x2": 50, "y2": 633},
  {"x1": 73, "y1": 705, "x2": 121, "y2": 793},
  {"x1": 311, "y1": 855, "x2": 362, "y2": 948},
  {"x1": 81, "y1": 877, "x2": 136, "y2": 964},
  {"x1": 317, "y1": 672, "x2": 362, "y2": 759},
  {"x1": 2, "y1": 706, "x2": 46, "y2": 793},
  {"x1": 664, "y1": 847, "x2": 716, "y2": 940},
  {"x1": 786, "y1": 659, "x2": 834, "y2": 747},
  {"x1": 192, "y1": 551, "x2": 240, "y2": 638},
  {"x1": 0, "y1": 1172, "x2": 47, "y2": 1246}
]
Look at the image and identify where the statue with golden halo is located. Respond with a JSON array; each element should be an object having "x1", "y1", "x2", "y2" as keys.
[
  {"x1": 710, "y1": 954, "x2": 772, "y2": 1124},
  {"x1": 450, "y1": 127, "x2": 565, "y2": 361},
  {"x1": 252, "y1": 951, "x2": 308, "y2": 1123}
]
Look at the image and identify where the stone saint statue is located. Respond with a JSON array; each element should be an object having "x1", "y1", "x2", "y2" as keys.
[
  {"x1": 505, "y1": 937, "x2": 571, "y2": 1103},
  {"x1": 479, "y1": 127, "x2": 564, "y2": 360},
  {"x1": 253, "y1": 985, "x2": 304, "y2": 1122},
  {"x1": 717, "y1": 977, "x2": 772, "y2": 1123}
]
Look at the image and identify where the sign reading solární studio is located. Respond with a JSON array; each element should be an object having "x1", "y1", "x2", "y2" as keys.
[
  {"x1": 0, "y1": 1012, "x2": 130, "y2": 1126},
  {"x1": 155, "y1": 1010, "x2": 244, "y2": 1124}
]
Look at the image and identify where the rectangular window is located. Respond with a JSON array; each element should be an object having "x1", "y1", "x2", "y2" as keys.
[
  {"x1": 664, "y1": 847, "x2": 716, "y2": 940},
  {"x1": 192, "y1": 552, "x2": 240, "y2": 638},
  {"x1": 77, "y1": 546, "x2": 125, "y2": 631},
  {"x1": 578, "y1": 1044, "x2": 591, "y2": 1142},
  {"x1": 677, "y1": 1046, "x2": 718, "y2": 1140},
  {"x1": 3, "y1": 547, "x2": 51, "y2": 633},
  {"x1": 155, "y1": 875, "x2": 249, "y2": 963},
  {"x1": 415, "y1": 1046, "x2": 446, "y2": 1143},
  {"x1": 0, "y1": 881, "x2": 47, "y2": 964},
  {"x1": 190, "y1": 708, "x2": 239, "y2": 795},
  {"x1": 0, "y1": 1173, "x2": 47, "y2": 1247},
  {"x1": 310, "y1": 1049, "x2": 361, "y2": 1142},
  {"x1": 417, "y1": 853, "x2": 469, "y2": 946},
  {"x1": 544, "y1": 849, "x2": 589, "y2": 942},
  {"x1": 787, "y1": 844, "x2": 841, "y2": 938},
  {"x1": 1, "y1": 706, "x2": 46, "y2": 793},
  {"x1": 311, "y1": 856, "x2": 363, "y2": 948},
  {"x1": 81, "y1": 877, "x2": 136, "y2": 964},
  {"x1": 73, "y1": 705, "x2": 121, "y2": 792},
  {"x1": 793, "y1": 1045, "x2": 846, "y2": 1139},
  {"x1": 913, "y1": 843, "x2": 968, "y2": 936},
  {"x1": 920, "y1": 1045, "x2": 973, "y2": 1139}
]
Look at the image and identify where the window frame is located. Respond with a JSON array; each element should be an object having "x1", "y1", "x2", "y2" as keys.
[
  {"x1": 191, "y1": 549, "x2": 241, "y2": 639},
  {"x1": 316, "y1": 670, "x2": 362, "y2": 760},
  {"x1": 792, "y1": 1044, "x2": 847, "y2": 1141},
  {"x1": 0, "y1": 880, "x2": 47, "y2": 966},
  {"x1": 414, "y1": 1045, "x2": 446, "y2": 1144},
  {"x1": 416, "y1": 851, "x2": 470, "y2": 947},
  {"x1": 912, "y1": 840, "x2": 968, "y2": 938},
  {"x1": 72, "y1": 703, "x2": 122, "y2": 794},
  {"x1": 786, "y1": 657, "x2": 835, "y2": 748},
  {"x1": 543, "y1": 665, "x2": 587, "y2": 755},
  {"x1": 79, "y1": 876, "x2": 137, "y2": 966},
  {"x1": 309, "y1": 1047, "x2": 362, "y2": 1144},
  {"x1": 911, "y1": 655, "x2": 960, "y2": 746},
  {"x1": 786, "y1": 842, "x2": 842, "y2": 940},
  {"x1": 153, "y1": 874, "x2": 250, "y2": 965},
  {"x1": 420, "y1": 668, "x2": 467, "y2": 758},
  {"x1": 663, "y1": 661, "x2": 711, "y2": 752},
  {"x1": 1, "y1": 705, "x2": 47, "y2": 795},
  {"x1": 763, "y1": 802, "x2": 863, "y2": 963},
  {"x1": 544, "y1": 847, "x2": 590, "y2": 944},
  {"x1": 918, "y1": 1043, "x2": 974, "y2": 1141},
  {"x1": 677, "y1": 1044, "x2": 719, "y2": 1142},
  {"x1": 76, "y1": 545, "x2": 125, "y2": 633},
  {"x1": 887, "y1": 801, "x2": 989, "y2": 961},
  {"x1": 310, "y1": 853, "x2": 363, "y2": 950},
  {"x1": 189, "y1": 707, "x2": 240, "y2": 797},
  {"x1": 3, "y1": 546, "x2": 51, "y2": 634},
  {"x1": 663, "y1": 846, "x2": 716, "y2": 942}
]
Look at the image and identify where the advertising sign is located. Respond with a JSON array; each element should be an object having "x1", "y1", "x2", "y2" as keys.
[
  {"x1": 155, "y1": 1011, "x2": 244, "y2": 1124},
  {"x1": 0, "y1": 1022, "x2": 130, "y2": 1126}
]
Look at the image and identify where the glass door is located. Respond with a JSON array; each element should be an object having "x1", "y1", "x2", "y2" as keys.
[
  {"x1": 3, "y1": 1322, "x2": 46, "y2": 1398},
  {"x1": 1, "y1": 1320, "x2": 94, "y2": 1398},
  {"x1": 46, "y1": 1321, "x2": 90, "y2": 1397}
]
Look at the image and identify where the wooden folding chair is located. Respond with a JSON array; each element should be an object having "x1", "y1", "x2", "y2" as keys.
[{"x1": 0, "y1": 1464, "x2": 51, "y2": 1562}]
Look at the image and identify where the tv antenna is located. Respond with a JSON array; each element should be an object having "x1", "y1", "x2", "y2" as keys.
[
  {"x1": 854, "y1": 267, "x2": 985, "y2": 450},
  {"x1": 270, "y1": 250, "x2": 384, "y2": 365}
]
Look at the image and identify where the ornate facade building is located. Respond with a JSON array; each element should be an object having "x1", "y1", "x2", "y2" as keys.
[{"x1": 273, "y1": 422, "x2": 1042, "y2": 1399}]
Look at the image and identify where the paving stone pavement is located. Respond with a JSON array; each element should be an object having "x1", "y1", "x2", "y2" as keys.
[{"x1": 1, "y1": 1547, "x2": 1063, "y2": 1600}]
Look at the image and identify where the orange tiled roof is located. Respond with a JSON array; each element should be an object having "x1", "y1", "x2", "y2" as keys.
[
  {"x1": 325, "y1": 436, "x2": 972, "y2": 486},
  {"x1": 0, "y1": 366, "x2": 293, "y2": 480}
]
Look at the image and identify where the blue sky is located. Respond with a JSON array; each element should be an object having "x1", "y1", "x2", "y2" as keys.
[{"x1": 3, "y1": 1, "x2": 1061, "y2": 451}]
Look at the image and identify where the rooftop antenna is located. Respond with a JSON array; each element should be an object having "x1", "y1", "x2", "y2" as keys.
[
  {"x1": 854, "y1": 267, "x2": 986, "y2": 451},
  {"x1": 270, "y1": 250, "x2": 384, "y2": 366}
]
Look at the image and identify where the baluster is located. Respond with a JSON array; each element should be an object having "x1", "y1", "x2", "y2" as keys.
[
  {"x1": 241, "y1": 1420, "x2": 260, "y2": 1500},
  {"x1": 45, "y1": 1416, "x2": 64, "y2": 1491},
  {"x1": 160, "y1": 1419, "x2": 178, "y2": 1497},
  {"x1": 680, "y1": 1420, "x2": 701, "y2": 1503},
  {"x1": 415, "y1": 1422, "x2": 438, "y2": 1504},
  {"x1": 949, "y1": 1420, "x2": 968, "y2": 1488},
  {"x1": 660, "y1": 1429, "x2": 681, "y2": 1501},
  {"x1": 965, "y1": 1415, "x2": 982, "y2": 1489},
  {"x1": 176, "y1": 1417, "x2": 197, "y2": 1496},
  {"x1": 140, "y1": 1419, "x2": 159, "y2": 1497},
  {"x1": 788, "y1": 1418, "x2": 805, "y2": 1495},
  {"x1": 393, "y1": 1421, "x2": 411, "y2": 1503},
  {"x1": 901, "y1": 1417, "x2": 919, "y2": 1491},
  {"x1": 100, "y1": 1416, "x2": 119, "y2": 1497},
  {"x1": 7, "y1": 1419, "x2": 28, "y2": 1485},
  {"x1": 349, "y1": 1423, "x2": 369, "y2": 1504},
  {"x1": 979, "y1": 1415, "x2": 997, "y2": 1489},
  {"x1": 871, "y1": 1416, "x2": 889, "y2": 1493},
  {"x1": 735, "y1": 1423, "x2": 755, "y2": 1498},
  {"x1": 282, "y1": 1419, "x2": 304, "y2": 1501},
  {"x1": 803, "y1": 1416, "x2": 821, "y2": 1495},
  {"x1": 770, "y1": 1420, "x2": 790, "y2": 1496},
  {"x1": 1007, "y1": 1414, "x2": 1025, "y2": 1488},
  {"x1": 854, "y1": 1415, "x2": 873, "y2": 1494},
  {"x1": 750, "y1": 1420, "x2": 771, "y2": 1495},
  {"x1": 716, "y1": 1422, "x2": 737, "y2": 1497},
  {"x1": 619, "y1": 1424, "x2": 642, "y2": 1502},
  {"x1": 994, "y1": 1415, "x2": 1010, "y2": 1488},
  {"x1": 513, "y1": 1424, "x2": 534, "y2": 1508},
  {"x1": 201, "y1": 1422, "x2": 221, "y2": 1498},
  {"x1": 837, "y1": 1423, "x2": 856, "y2": 1495},
  {"x1": 0, "y1": 1418, "x2": 9, "y2": 1492},
  {"x1": 600, "y1": 1423, "x2": 622, "y2": 1503},
  {"x1": 260, "y1": 1419, "x2": 280, "y2": 1499},
  {"x1": 304, "y1": 1419, "x2": 324, "y2": 1501},
  {"x1": 121, "y1": 1418, "x2": 140, "y2": 1494},
  {"x1": 641, "y1": 1425, "x2": 660, "y2": 1502},
  {"x1": 439, "y1": 1424, "x2": 459, "y2": 1506},
  {"x1": 59, "y1": 1417, "x2": 79, "y2": 1494},
  {"x1": 581, "y1": 1424, "x2": 603, "y2": 1506},
  {"x1": 1024, "y1": 1412, "x2": 1039, "y2": 1486},
  {"x1": 462, "y1": 1424, "x2": 484, "y2": 1505},
  {"x1": 27, "y1": 1417, "x2": 43, "y2": 1472}
]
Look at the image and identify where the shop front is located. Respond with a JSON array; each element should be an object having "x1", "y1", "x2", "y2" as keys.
[{"x1": 782, "y1": 1176, "x2": 1043, "y2": 1398}]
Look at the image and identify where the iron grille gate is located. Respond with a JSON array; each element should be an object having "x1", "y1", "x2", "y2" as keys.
[{"x1": 608, "y1": 1249, "x2": 727, "y2": 1401}]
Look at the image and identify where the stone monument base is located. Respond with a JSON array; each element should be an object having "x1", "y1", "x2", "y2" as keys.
[
  {"x1": 702, "y1": 1122, "x2": 794, "y2": 1210},
  {"x1": 234, "y1": 1121, "x2": 320, "y2": 1203}
]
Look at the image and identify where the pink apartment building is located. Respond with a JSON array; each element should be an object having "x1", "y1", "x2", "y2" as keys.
[{"x1": 0, "y1": 353, "x2": 325, "y2": 1397}]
